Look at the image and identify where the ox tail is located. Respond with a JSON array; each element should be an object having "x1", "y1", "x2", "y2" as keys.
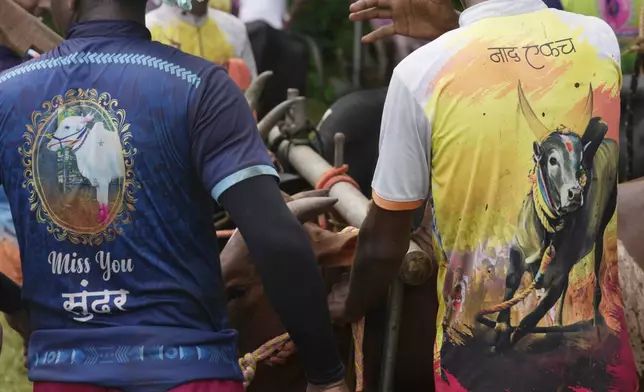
[{"x1": 475, "y1": 245, "x2": 555, "y2": 329}]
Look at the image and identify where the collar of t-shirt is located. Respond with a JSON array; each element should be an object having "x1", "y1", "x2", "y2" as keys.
[
  {"x1": 66, "y1": 19, "x2": 152, "y2": 41},
  {"x1": 459, "y1": 0, "x2": 548, "y2": 27},
  {"x1": 155, "y1": 3, "x2": 210, "y2": 27},
  {"x1": 0, "y1": 45, "x2": 23, "y2": 73}
]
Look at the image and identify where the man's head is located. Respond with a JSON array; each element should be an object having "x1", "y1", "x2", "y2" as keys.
[
  {"x1": 189, "y1": 0, "x2": 208, "y2": 16},
  {"x1": 49, "y1": 0, "x2": 147, "y2": 33}
]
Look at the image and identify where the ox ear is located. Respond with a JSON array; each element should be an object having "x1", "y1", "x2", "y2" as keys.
[
  {"x1": 581, "y1": 117, "x2": 608, "y2": 167},
  {"x1": 303, "y1": 223, "x2": 359, "y2": 268},
  {"x1": 80, "y1": 113, "x2": 94, "y2": 124},
  {"x1": 532, "y1": 141, "x2": 543, "y2": 163},
  {"x1": 287, "y1": 197, "x2": 338, "y2": 223}
]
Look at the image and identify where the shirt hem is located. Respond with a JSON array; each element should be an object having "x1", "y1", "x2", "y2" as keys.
[{"x1": 372, "y1": 189, "x2": 425, "y2": 211}]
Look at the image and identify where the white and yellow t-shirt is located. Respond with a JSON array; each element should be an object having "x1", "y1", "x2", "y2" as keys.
[
  {"x1": 372, "y1": 0, "x2": 637, "y2": 390},
  {"x1": 146, "y1": 3, "x2": 257, "y2": 81}
]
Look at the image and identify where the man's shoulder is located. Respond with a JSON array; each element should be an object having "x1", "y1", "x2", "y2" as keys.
[
  {"x1": 145, "y1": 6, "x2": 172, "y2": 26},
  {"x1": 209, "y1": 7, "x2": 247, "y2": 33},
  {"x1": 393, "y1": 28, "x2": 469, "y2": 99}
]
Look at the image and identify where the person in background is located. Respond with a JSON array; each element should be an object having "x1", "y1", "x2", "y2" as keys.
[
  {"x1": 0, "y1": 0, "x2": 349, "y2": 390},
  {"x1": 331, "y1": 0, "x2": 637, "y2": 390},
  {"x1": 0, "y1": 0, "x2": 46, "y2": 354},
  {"x1": 237, "y1": 0, "x2": 309, "y2": 119},
  {"x1": 146, "y1": 0, "x2": 257, "y2": 90},
  {"x1": 237, "y1": 0, "x2": 305, "y2": 31}
]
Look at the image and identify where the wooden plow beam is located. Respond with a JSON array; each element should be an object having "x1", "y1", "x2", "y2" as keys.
[
  {"x1": 0, "y1": 0, "x2": 63, "y2": 56},
  {"x1": 267, "y1": 89, "x2": 434, "y2": 392}
]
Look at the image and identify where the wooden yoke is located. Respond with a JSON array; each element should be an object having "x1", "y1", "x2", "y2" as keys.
[{"x1": 0, "y1": 0, "x2": 62, "y2": 56}]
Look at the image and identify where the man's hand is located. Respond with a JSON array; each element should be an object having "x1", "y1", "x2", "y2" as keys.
[
  {"x1": 349, "y1": 0, "x2": 460, "y2": 43},
  {"x1": 13, "y1": 0, "x2": 50, "y2": 16},
  {"x1": 5, "y1": 309, "x2": 30, "y2": 368},
  {"x1": 327, "y1": 273, "x2": 357, "y2": 325},
  {"x1": 306, "y1": 380, "x2": 351, "y2": 392}
]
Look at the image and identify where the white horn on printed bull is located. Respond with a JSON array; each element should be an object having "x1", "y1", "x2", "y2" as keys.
[
  {"x1": 518, "y1": 81, "x2": 550, "y2": 141},
  {"x1": 576, "y1": 84, "x2": 594, "y2": 133},
  {"x1": 245, "y1": 71, "x2": 273, "y2": 112},
  {"x1": 286, "y1": 197, "x2": 339, "y2": 224},
  {"x1": 257, "y1": 97, "x2": 305, "y2": 140}
]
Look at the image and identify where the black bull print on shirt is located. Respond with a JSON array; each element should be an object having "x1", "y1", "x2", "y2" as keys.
[{"x1": 475, "y1": 82, "x2": 618, "y2": 351}]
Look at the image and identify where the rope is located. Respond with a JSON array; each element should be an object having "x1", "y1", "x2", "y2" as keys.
[
  {"x1": 476, "y1": 245, "x2": 556, "y2": 331},
  {"x1": 239, "y1": 225, "x2": 366, "y2": 391},
  {"x1": 238, "y1": 333, "x2": 292, "y2": 387},
  {"x1": 340, "y1": 226, "x2": 365, "y2": 392},
  {"x1": 351, "y1": 318, "x2": 365, "y2": 392},
  {"x1": 315, "y1": 165, "x2": 361, "y2": 230}
]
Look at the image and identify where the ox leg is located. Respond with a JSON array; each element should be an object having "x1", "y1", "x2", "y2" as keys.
[
  {"x1": 511, "y1": 275, "x2": 568, "y2": 346},
  {"x1": 96, "y1": 182, "x2": 110, "y2": 223},
  {"x1": 556, "y1": 281, "x2": 568, "y2": 325},
  {"x1": 592, "y1": 229, "x2": 606, "y2": 327},
  {"x1": 493, "y1": 247, "x2": 524, "y2": 352}
]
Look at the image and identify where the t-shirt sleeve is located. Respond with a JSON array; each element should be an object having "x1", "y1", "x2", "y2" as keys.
[
  {"x1": 371, "y1": 71, "x2": 431, "y2": 211},
  {"x1": 190, "y1": 68, "x2": 277, "y2": 201}
]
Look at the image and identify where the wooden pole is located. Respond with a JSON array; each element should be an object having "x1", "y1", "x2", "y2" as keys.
[
  {"x1": 0, "y1": 0, "x2": 63, "y2": 56},
  {"x1": 268, "y1": 122, "x2": 431, "y2": 392}
]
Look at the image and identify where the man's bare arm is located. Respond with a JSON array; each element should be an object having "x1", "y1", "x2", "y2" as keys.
[{"x1": 343, "y1": 204, "x2": 415, "y2": 321}]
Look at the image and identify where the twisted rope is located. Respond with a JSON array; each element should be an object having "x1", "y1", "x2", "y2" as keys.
[
  {"x1": 340, "y1": 226, "x2": 365, "y2": 392},
  {"x1": 476, "y1": 245, "x2": 555, "y2": 324},
  {"x1": 238, "y1": 333, "x2": 292, "y2": 387}
]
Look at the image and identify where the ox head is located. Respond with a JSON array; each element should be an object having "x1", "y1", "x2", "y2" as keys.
[
  {"x1": 220, "y1": 190, "x2": 359, "y2": 356},
  {"x1": 47, "y1": 110, "x2": 94, "y2": 152},
  {"x1": 518, "y1": 82, "x2": 608, "y2": 215}
]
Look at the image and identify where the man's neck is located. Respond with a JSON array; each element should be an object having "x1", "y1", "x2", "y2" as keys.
[
  {"x1": 463, "y1": 0, "x2": 488, "y2": 8},
  {"x1": 77, "y1": 4, "x2": 145, "y2": 26}
]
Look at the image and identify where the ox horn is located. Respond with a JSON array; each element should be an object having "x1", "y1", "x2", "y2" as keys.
[
  {"x1": 518, "y1": 81, "x2": 550, "y2": 141},
  {"x1": 578, "y1": 83, "x2": 594, "y2": 132},
  {"x1": 287, "y1": 197, "x2": 338, "y2": 224},
  {"x1": 257, "y1": 97, "x2": 305, "y2": 141},
  {"x1": 291, "y1": 189, "x2": 330, "y2": 200},
  {"x1": 245, "y1": 71, "x2": 273, "y2": 111}
]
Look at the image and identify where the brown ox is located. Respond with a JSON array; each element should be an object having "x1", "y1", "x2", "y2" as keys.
[
  {"x1": 221, "y1": 180, "x2": 644, "y2": 391},
  {"x1": 617, "y1": 178, "x2": 644, "y2": 383},
  {"x1": 220, "y1": 190, "x2": 438, "y2": 392}
]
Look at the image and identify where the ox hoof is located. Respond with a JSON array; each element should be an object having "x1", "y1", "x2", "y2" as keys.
[
  {"x1": 593, "y1": 314, "x2": 605, "y2": 328},
  {"x1": 97, "y1": 204, "x2": 109, "y2": 223}
]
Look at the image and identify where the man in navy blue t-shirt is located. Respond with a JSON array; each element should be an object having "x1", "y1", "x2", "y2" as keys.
[{"x1": 0, "y1": 0, "x2": 347, "y2": 391}]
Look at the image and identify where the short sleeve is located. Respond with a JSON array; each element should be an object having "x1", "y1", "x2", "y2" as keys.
[
  {"x1": 190, "y1": 68, "x2": 278, "y2": 201},
  {"x1": 371, "y1": 72, "x2": 431, "y2": 211}
]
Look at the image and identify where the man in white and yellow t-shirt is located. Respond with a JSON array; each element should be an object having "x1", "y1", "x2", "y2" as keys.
[
  {"x1": 332, "y1": 0, "x2": 639, "y2": 390},
  {"x1": 146, "y1": 0, "x2": 257, "y2": 89}
]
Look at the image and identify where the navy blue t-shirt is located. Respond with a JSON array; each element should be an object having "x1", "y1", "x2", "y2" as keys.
[{"x1": 0, "y1": 20, "x2": 277, "y2": 392}]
